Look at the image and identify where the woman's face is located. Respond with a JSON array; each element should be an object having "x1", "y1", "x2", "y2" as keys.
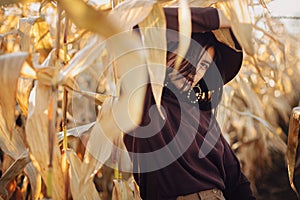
[
  {"x1": 168, "y1": 46, "x2": 215, "y2": 92},
  {"x1": 192, "y1": 46, "x2": 215, "y2": 87}
]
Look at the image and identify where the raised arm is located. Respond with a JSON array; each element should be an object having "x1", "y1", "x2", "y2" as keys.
[{"x1": 164, "y1": 7, "x2": 230, "y2": 32}]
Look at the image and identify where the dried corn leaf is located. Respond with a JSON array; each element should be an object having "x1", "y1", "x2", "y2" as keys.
[
  {"x1": 131, "y1": 178, "x2": 142, "y2": 200},
  {"x1": 56, "y1": 122, "x2": 96, "y2": 142},
  {"x1": 219, "y1": 0, "x2": 255, "y2": 56},
  {"x1": 188, "y1": 0, "x2": 217, "y2": 7},
  {"x1": 66, "y1": 149, "x2": 100, "y2": 200},
  {"x1": 112, "y1": 179, "x2": 134, "y2": 200},
  {"x1": 24, "y1": 162, "x2": 42, "y2": 200},
  {"x1": 110, "y1": 0, "x2": 155, "y2": 30},
  {"x1": 164, "y1": 0, "x2": 217, "y2": 7},
  {"x1": 18, "y1": 17, "x2": 53, "y2": 58},
  {"x1": 80, "y1": 29, "x2": 148, "y2": 143},
  {"x1": 64, "y1": 122, "x2": 112, "y2": 200},
  {"x1": 59, "y1": 0, "x2": 121, "y2": 38},
  {"x1": 0, "y1": 0, "x2": 40, "y2": 6},
  {"x1": 20, "y1": 61, "x2": 37, "y2": 79},
  {"x1": 105, "y1": 134, "x2": 132, "y2": 173},
  {"x1": 36, "y1": 48, "x2": 69, "y2": 70},
  {"x1": 16, "y1": 77, "x2": 33, "y2": 117},
  {"x1": 71, "y1": 89, "x2": 111, "y2": 105},
  {"x1": 280, "y1": 73, "x2": 293, "y2": 94},
  {"x1": 0, "y1": 109, "x2": 27, "y2": 159},
  {"x1": 217, "y1": 85, "x2": 234, "y2": 131},
  {"x1": 0, "y1": 52, "x2": 28, "y2": 135},
  {"x1": 212, "y1": 28, "x2": 240, "y2": 52},
  {"x1": 61, "y1": 34, "x2": 146, "y2": 197},
  {"x1": 138, "y1": 3, "x2": 167, "y2": 119},
  {"x1": 287, "y1": 107, "x2": 300, "y2": 198},
  {"x1": 35, "y1": 66, "x2": 60, "y2": 86},
  {"x1": 25, "y1": 83, "x2": 66, "y2": 199},
  {"x1": 0, "y1": 150, "x2": 30, "y2": 197},
  {"x1": 0, "y1": 107, "x2": 41, "y2": 200},
  {"x1": 267, "y1": 95, "x2": 291, "y2": 126},
  {"x1": 59, "y1": 35, "x2": 105, "y2": 83},
  {"x1": 222, "y1": 105, "x2": 276, "y2": 134},
  {"x1": 62, "y1": 0, "x2": 149, "y2": 138},
  {"x1": 174, "y1": 0, "x2": 191, "y2": 70},
  {"x1": 18, "y1": 18, "x2": 31, "y2": 52},
  {"x1": 59, "y1": 0, "x2": 149, "y2": 110},
  {"x1": 236, "y1": 77, "x2": 264, "y2": 118},
  {"x1": 82, "y1": 121, "x2": 113, "y2": 180},
  {"x1": 31, "y1": 19, "x2": 53, "y2": 51}
]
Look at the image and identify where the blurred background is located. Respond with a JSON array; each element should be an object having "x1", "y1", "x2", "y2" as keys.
[{"x1": 0, "y1": 0, "x2": 300, "y2": 199}]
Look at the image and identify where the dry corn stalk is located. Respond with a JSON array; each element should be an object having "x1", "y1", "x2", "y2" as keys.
[
  {"x1": 0, "y1": 0, "x2": 299, "y2": 199},
  {"x1": 287, "y1": 107, "x2": 300, "y2": 198}
]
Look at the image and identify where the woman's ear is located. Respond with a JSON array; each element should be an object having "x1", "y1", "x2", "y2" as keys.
[{"x1": 217, "y1": 9, "x2": 231, "y2": 28}]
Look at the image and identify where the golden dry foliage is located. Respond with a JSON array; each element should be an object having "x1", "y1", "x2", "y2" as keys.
[
  {"x1": 287, "y1": 107, "x2": 300, "y2": 198},
  {"x1": 138, "y1": 3, "x2": 167, "y2": 119},
  {"x1": 0, "y1": 150, "x2": 30, "y2": 198},
  {"x1": 0, "y1": 52, "x2": 28, "y2": 135},
  {"x1": 18, "y1": 17, "x2": 53, "y2": 60},
  {"x1": 216, "y1": 1, "x2": 300, "y2": 198},
  {"x1": 219, "y1": 0, "x2": 255, "y2": 56},
  {"x1": 112, "y1": 179, "x2": 134, "y2": 200},
  {"x1": 66, "y1": 149, "x2": 101, "y2": 200},
  {"x1": 0, "y1": 105, "x2": 42, "y2": 200},
  {"x1": 16, "y1": 77, "x2": 33, "y2": 117},
  {"x1": 25, "y1": 82, "x2": 66, "y2": 199},
  {"x1": 0, "y1": 0, "x2": 299, "y2": 199}
]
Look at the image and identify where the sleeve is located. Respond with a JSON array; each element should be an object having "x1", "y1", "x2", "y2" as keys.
[
  {"x1": 163, "y1": 7, "x2": 220, "y2": 33},
  {"x1": 221, "y1": 136, "x2": 256, "y2": 200}
]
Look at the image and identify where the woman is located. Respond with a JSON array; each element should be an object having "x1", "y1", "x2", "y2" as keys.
[{"x1": 124, "y1": 6, "x2": 256, "y2": 200}]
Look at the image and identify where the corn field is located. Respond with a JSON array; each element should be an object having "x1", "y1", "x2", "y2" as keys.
[{"x1": 0, "y1": 0, "x2": 300, "y2": 199}]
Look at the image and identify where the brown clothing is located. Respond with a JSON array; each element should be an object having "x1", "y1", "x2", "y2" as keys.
[{"x1": 124, "y1": 7, "x2": 255, "y2": 200}]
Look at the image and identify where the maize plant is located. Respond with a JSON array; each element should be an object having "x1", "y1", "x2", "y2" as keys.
[{"x1": 0, "y1": 0, "x2": 299, "y2": 199}]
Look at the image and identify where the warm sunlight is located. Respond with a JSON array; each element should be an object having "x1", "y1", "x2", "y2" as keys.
[
  {"x1": 1, "y1": 0, "x2": 300, "y2": 199},
  {"x1": 268, "y1": 0, "x2": 300, "y2": 34}
]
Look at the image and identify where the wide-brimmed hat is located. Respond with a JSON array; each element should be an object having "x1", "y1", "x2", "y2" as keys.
[
  {"x1": 200, "y1": 29, "x2": 243, "y2": 86},
  {"x1": 164, "y1": 6, "x2": 243, "y2": 86}
]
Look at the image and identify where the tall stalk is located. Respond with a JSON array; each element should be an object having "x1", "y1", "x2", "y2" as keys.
[{"x1": 47, "y1": 86, "x2": 57, "y2": 198}]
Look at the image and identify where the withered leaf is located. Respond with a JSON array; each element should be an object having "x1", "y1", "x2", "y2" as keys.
[
  {"x1": 287, "y1": 107, "x2": 300, "y2": 198},
  {"x1": 138, "y1": 3, "x2": 167, "y2": 119},
  {"x1": 66, "y1": 149, "x2": 101, "y2": 200},
  {"x1": 59, "y1": 0, "x2": 121, "y2": 38},
  {"x1": 0, "y1": 150, "x2": 30, "y2": 197},
  {"x1": 0, "y1": 52, "x2": 28, "y2": 135},
  {"x1": 219, "y1": 0, "x2": 255, "y2": 56},
  {"x1": 25, "y1": 82, "x2": 66, "y2": 199}
]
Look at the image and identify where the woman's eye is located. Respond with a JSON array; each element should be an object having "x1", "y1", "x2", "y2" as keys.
[{"x1": 200, "y1": 62, "x2": 209, "y2": 69}]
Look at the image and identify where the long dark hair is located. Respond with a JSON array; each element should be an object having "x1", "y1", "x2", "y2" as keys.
[{"x1": 166, "y1": 31, "x2": 224, "y2": 110}]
